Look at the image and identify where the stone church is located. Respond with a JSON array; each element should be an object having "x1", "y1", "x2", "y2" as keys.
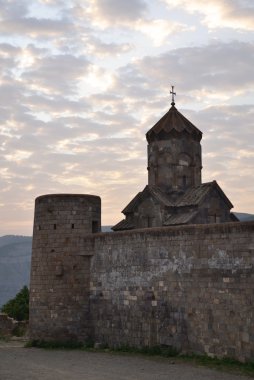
[
  {"x1": 113, "y1": 92, "x2": 238, "y2": 231},
  {"x1": 29, "y1": 89, "x2": 254, "y2": 362}
]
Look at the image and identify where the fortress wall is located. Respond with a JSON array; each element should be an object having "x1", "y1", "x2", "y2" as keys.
[{"x1": 89, "y1": 221, "x2": 254, "y2": 361}]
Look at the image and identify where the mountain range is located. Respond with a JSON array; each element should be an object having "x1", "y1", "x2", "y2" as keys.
[{"x1": 0, "y1": 215, "x2": 253, "y2": 307}]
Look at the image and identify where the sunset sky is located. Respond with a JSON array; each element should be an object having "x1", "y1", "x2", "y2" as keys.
[{"x1": 0, "y1": 0, "x2": 254, "y2": 235}]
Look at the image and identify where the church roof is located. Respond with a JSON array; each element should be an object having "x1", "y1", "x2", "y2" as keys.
[
  {"x1": 111, "y1": 219, "x2": 134, "y2": 231},
  {"x1": 122, "y1": 185, "x2": 173, "y2": 214},
  {"x1": 113, "y1": 181, "x2": 234, "y2": 231},
  {"x1": 120, "y1": 181, "x2": 233, "y2": 217},
  {"x1": 164, "y1": 210, "x2": 198, "y2": 226},
  {"x1": 175, "y1": 181, "x2": 234, "y2": 208},
  {"x1": 146, "y1": 104, "x2": 202, "y2": 143}
]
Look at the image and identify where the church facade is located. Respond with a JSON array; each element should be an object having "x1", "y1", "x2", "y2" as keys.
[{"x1": 113, "y1": 98, "x2": 238, "y2": 231}]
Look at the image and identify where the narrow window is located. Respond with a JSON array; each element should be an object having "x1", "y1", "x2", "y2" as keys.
[
  {"x1": 183, "y1": 175, "x2": 187, "y2": 188},
  {"x1": 54, "y1": 224, "x2": 56, "y2": 230},
  {"x1": 215, "y1": 214, "x2": 221, "y2": 223},
  {"x1": 92, "y1": 220, "x2": 99, "y2": 233},
  {"x1": 209, "y1": 214, "x2": 219, "y2": 223},
  {"x1": 71, "y1": 223, "x2": 74, "y2": 229},
  {"x1": 147, "y1": 216, "x2": 154, "y2": 227}
]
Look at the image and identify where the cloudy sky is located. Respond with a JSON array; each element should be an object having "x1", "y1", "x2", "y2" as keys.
[{"x1": 0, "y1": 0, "x2": 254, "y2": 235}]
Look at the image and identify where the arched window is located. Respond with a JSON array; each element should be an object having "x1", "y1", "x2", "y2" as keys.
[{"x1": 178, "y1": 153, "x2": 191, "y2": 166}]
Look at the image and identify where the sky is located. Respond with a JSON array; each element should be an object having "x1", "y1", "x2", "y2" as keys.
[{"x1": 0, "y1": 0, "x2": 254, "y2": 235}]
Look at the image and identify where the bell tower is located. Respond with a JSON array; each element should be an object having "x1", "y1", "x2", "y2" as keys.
[{"x1": 146, "y1": 87, "x2": 202, "y2": 196}]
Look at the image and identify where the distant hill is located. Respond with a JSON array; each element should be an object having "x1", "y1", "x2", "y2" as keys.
[
  {"x1": 0, "y1": 217, "x2": 253, "y2": 306},
  {"x1": 234, "y1": 212, "x2": 254, "y2": 222},
  {"x1": 0, "y1": 235, "x2": 32, "y2": 307},
  {"x1": 102, "y1": 226, "x2": 113, "y2": 232}
]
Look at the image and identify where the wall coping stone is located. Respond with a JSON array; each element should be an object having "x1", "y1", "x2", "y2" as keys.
[
  {"x1": 35, "y1": 193, "x2": 101, "y2": 202},
  {"x1": 85, "y1": 221, "x2": 254, "y2": 239}
]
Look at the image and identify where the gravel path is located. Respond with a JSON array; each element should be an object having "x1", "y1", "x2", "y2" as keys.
[{"x1": 0, "y1": 341, "x2": 251, "y2": 380}]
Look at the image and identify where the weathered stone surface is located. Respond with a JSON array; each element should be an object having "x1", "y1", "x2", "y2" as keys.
[
  {"x1": 113, "y1": 104, "x2": 237, "y2": 231},
  {"x1": 0, "y1": 313, "x2": 16, "y2": 335},
  {"x1": 89, "y1": 222, "x2": 254, "y2": 360},
  {"x1": 0, "y1": 313, "x2": 23, "y2": 336},
  {"x1": 29, "y1": 216, "x2": 254, "y2": 362},
  {"x1": 29, "y1": 194, "x2": 101, "y2": 342}
]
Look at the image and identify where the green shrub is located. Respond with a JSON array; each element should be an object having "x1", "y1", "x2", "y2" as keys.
[
  {"x1": 12, "y1": 323, "x2": 27, "y2": 337},
  {"x1": 1, "y1": 286, "x2": 29, "y2": 321}
]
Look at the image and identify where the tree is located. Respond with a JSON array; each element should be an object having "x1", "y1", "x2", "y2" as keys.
[{"x1": 1, "y1": 286, "x2": 29, "y2": 321}]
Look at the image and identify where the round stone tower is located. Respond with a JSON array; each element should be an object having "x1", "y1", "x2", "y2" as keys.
[
  {"x1": 146, "y1": 102, "x2": 202, "y2": 197},
  {"x1": 29, "y1": 194, "x2": 101, "y2": 342}
]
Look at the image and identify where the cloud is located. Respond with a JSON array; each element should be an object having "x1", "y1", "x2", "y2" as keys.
[
  {"x1": 79, "y1": 0, "x2": 190, "y2": 47},
  {"x1": 87, "y1": 0, "x2": 148, "y2": 26},
  {"x1": 0, "y1": 17, "x2": 72, "y2": 38},
  {"x1": 135, "y1": 19, "x2": 192, "y2": 46},
  {"x1": 0, "y1": 0, "x2": 28, "y2": 19},
  {"x1": 0, "y1": 1, "x2": 253, "y2": 235},
  {"x1": 0, "y1": 0, "x2": 72, "y2": 38},
  {"x1": 164, "y1": 0, "x2": 254, "y2": 31},
  {"x1": 85, "y1": 37, "x2": 133, "y2": 57},
  {"x1": 186, "y1": 104, "x2": 254, "y2": 212},
  {"x1": 21, "y1": 54, "x2": 91, "y2": 95},
  {"x1": 111, "y1": 41, "x2": 254, "y2": 109}
]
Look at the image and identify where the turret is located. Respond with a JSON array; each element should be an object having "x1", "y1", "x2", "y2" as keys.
[{"x1": 29, "y1": 194, "x2": 101, "y2": 342}]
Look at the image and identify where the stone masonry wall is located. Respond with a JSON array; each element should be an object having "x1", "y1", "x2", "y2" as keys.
[
  {"x1": 87, "y1": 221, "x2": 254, "y2": 361},
  {"x1": 0, "y1": 313, "x2": 18, "y2": 336},
  {"x1": 29, "y1": 194, "x2": 100, "y2": 342},
  {"x1": 0, "y1": 313, "x2": 28, "y2": 337}
]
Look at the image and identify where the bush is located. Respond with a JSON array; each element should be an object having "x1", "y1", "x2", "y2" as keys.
[{"x1": 1, "y1": 286, "x2": 29, "y2": 321}]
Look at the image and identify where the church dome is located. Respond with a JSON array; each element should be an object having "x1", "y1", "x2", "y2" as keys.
[{"x1": 146, "y1": 104, "x2": 202, "y2": 143}]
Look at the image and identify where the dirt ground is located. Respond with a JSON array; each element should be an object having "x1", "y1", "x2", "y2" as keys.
[{"x1": 0, "y1": 340, "x2": 251, "y2": 380}]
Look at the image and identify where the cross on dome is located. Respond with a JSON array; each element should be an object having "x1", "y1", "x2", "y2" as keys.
[{"x1": 170, "y1": 85, "x2": 176, "y2": 106}]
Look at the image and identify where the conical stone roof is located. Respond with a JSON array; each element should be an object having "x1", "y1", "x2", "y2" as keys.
[{"x1": 146, "y1": 103, "x2": 202, "y2": 143}]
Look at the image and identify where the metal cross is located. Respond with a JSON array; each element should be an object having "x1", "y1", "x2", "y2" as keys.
[{"x1": 170, "y1": 85, "x2": 176, "y2": 105}]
